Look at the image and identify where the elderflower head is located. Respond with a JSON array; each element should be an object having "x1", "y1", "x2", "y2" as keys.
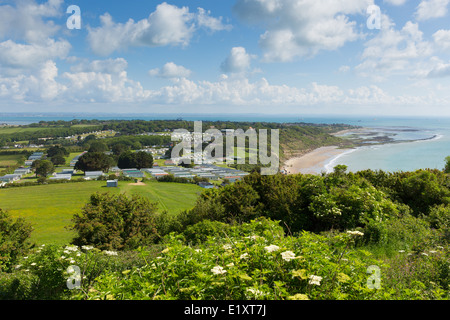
[
  {"x1": 281, "y1": 251, "x2": 296, "y2": 262},
  {"x1": 240, "y1": 253, "x2": 249, "y2": 260},
  {"x1": 308, "y1": 275, "x2": 322, "y2": 286},
  {"x1": 104, "y1": 250, "x2": 118, "y2": 256},
  {"x1": 264, "y1": 245, "x2": 280, "y2": 253},
  {"x1": 346, "y1": 230, "x2": 364, "y2": 237},
  {"x1": 211, "y1": 266, "x2": 227, "y2": 275},
  {"x1": 65, "y1": 245, "x2": 78, "y2": 252}
]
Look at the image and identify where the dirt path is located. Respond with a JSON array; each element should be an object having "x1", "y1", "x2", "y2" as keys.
[{"x1": 128, "y1": 181, "x2": 146, "y2": 186}]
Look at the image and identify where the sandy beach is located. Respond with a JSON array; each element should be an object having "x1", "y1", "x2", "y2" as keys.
[{"x1": 282, "y1": 146, "x2": 351, "y2": 175}]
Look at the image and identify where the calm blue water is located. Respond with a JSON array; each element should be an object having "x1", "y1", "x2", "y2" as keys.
[{"x1": 1, "y1": 113, "x2": 450, "y2": 173}]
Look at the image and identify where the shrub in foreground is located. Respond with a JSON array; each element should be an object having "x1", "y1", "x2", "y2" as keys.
[
  {"x1": 70, "y1": 192, "x2": 159, "y2": 251},
  {"x1": 80, "y1": 218, "x2": 391, "y2": 300},
  {"x1": 0, "y1": 209, "x2": 33, "y2": 272}
]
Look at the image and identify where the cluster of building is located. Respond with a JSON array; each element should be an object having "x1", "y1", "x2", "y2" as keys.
[
  {"x1": 0, "y1": 151, "x2": 45, "y2": 185},
  {"x1": 142, "y1": 164, "x2": 249, "y2": 183},
  {"x1": 25, "y1": 152, "x2": 44, "y2": 166},
  {"x1": 49, "y1": 169, "x2": 75, "y2": 180},
  {"x1": 0, "y1": 167, "x2": 32, "y2": 185}
]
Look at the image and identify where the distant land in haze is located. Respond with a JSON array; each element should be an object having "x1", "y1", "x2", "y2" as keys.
[{"x1": 1, "y1": 112, "x2": 449, "y2": 174}]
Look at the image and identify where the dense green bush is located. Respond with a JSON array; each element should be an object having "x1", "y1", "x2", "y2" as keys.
[
  {"x1": 70, "y1": 193, "x2": 159, "y2": 251},
  {"x1": 0, "y1": 243, "x2": 153, "y2": 300},
  {"x1": 181, "y1": 220, "x2": 231, "y2": 245},
  {"x1": 0, "y1": 209, "x2": 33, "y2": 272},
  {"x1": 179, "y1": 172, "x2": 400, "y2": 235},
  {"x1": 79, "y1": 218, "x2": 397, "y2": 300}
]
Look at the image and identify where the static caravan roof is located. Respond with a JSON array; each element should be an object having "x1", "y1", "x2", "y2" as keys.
[
  {"x1": 0, "y1": 174, "x2": 21, "y2": 181},
  {"x1": 85, "y1": 171, "x2": 104, "y2": 176},
  {"x1": 50, "y1": 174, "x2": 72, "y2": 180}
]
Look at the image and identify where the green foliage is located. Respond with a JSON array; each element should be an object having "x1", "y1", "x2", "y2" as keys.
[
  {"x1": 117, "y1": 151, "x2": 153, "y2": 169},
  {"x1": 81, "y1": 218, "x2": 388, "y2": 300},
  {"x1": 182, "y1": 220, "x2": 231, "y2": 245},
  {"x1": 47, "y1": 146, "x2": 69, "y2": 158},
  {"x1": 88, "y1": 141, "x2": 108, "y2": 153},
  {"x1": 383, "y1": 246, "x2": 449, "y2": 299},
  {"x1": 0, "y1": 243, "x2": 150, "y2": 300},
  {"x1": 74, "y1": 152, "x2": 114, "y2": 173},
  {"x1": 111, "y1": 143, "x2": 130, "y2": 156},
  {"x1": 0, "y1": 209, "x2": 33, "y2": 272},
  {"x1": 33, "y1": 159, "x2": 54, "y2": 177},
  {"x1": 181, "y1": 172, "x2": 398, "y2": 235},
  {"x1": 50, "y1": 154, "x2": 66, "y2": 166},
  {"x1": 70, "y1": 192, "x2": 160, "y2": 251},
  {"x1": 356, "y1": 169, "x2": 450, "y2": 216}
]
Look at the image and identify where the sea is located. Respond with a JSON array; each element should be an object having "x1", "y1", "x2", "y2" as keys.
[{"x1": 1, "y1": 112, "x2": 450, "y2": 173}]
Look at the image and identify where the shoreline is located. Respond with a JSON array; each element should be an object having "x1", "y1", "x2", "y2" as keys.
[
  {"x1": 282, "y1": 146, "x2": 352, "y2": 175},
  {"x1": 282, "y1": 127, "x2": 444, "y2": 175}
]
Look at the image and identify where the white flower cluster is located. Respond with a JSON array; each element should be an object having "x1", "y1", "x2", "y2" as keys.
[
  {"x1": 280, "y1": 251, "x2": 296, "y2": 262},
  {"x1": 308, "y1": 275, "x2": 322, "y2": 286},
  {"x1": 211, "y1": 266, "x2": 227, "y2": 275},
  {"x1": 346, "y1": 230, "x2": 364, "y2": 237},
  {"x1": 104, "y1": 250, "x2": 118, "y2": 256},
  {"x1": 264, "y1": 245, "x2": 280, "y2": 253}
]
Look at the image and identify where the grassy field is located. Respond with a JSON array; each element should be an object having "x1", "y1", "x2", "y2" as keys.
[
  {"x1": 0, "y1": 153, "x2": 25, "y2": 167},
  {"x1": 0, "y1": 180, "x2": 203, "y2": 246},
  {"x1": 0, "y1": 126, "x2": 51, "y2": 135}
]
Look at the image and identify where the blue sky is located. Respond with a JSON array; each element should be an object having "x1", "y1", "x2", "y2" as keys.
[{"x1": 1, "y1": 0, "x2": 450, "y2": 116}]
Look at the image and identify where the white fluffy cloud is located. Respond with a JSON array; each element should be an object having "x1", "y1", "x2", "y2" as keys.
[
  {"x1": 88, "y1": 2, "x2": 231, "y2": 56},
  {"x1": 61, "y1": 70, "x2": 151, "y2": 103},
  {"x1": 0, "y1": 38, "x2": 71, "y2": 75},
  {"x1": 433, "y1": 29, "x2": 450, "y2": 51},
  {"x1": 233, "y1": 0, "x2": 372, "y2": 62},
  {"x1": 0, "y1": 0, "x2": 63, "y2": 44},
  {"x1": 147, "y1": 75, "x2": 435, "y2": 107},
  {"x1": 356, "y1": 15, "x2": 433, "y2": 79},
  {"x1": 149, "y1": 62, "x2": 192, "y2": 79},
  {"x1": 196, "y1": 8, "x2": 232, "y2": 32},
  {"x1": 220, "y1": 47, "x2": 256, "y2": 74},
  {"x1": 0, "y1": 60, "x2": 66, "y2": 102},
  {"x1": 0, "y1": 0, "x2": 71, "y2": 77},
  {"x1": 415, "y1": 0, "x2": 450, "y2": 21},
  {"x1": 70, "y1": 58, "x2": 128, "y2": 74}
]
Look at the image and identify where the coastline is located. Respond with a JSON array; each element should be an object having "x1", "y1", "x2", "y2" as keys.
[{"x1": 282, "y1": 146, "x2": 352, "y2": 175}]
